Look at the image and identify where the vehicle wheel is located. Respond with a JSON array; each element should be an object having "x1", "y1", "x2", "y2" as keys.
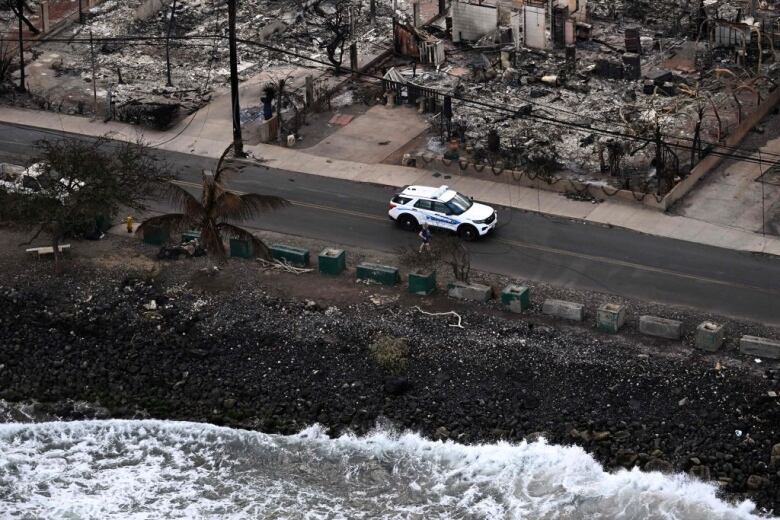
[
  {"x1": 458, "y1": 225, "x2": 478, "y2": 241},
  {"x1": 398, "y1": 214, "x2": 419, "y2": 232}
]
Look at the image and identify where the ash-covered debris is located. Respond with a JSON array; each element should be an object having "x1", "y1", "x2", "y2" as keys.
[
  {"x1": 13, "y1": 0, "x2": 409, "y2": 123},
  {"x1": 396, "y1": 0, "x2": 780, "y2": 193}
]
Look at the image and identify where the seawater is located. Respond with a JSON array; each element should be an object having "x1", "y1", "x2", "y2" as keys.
[{"x1": 0, "y1": 418, "x2": 773, "y2": 519}]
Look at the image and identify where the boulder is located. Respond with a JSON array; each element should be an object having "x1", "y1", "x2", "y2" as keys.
[
  {"x1": 644, "y1": 457, "x2": 674, "y2": 473},
  {"x1": 771, "y1": 443, "x2": 780, "y2": 466},
  {"x1": 689, "y1": 465, "x2": 711, "y2": 481}
]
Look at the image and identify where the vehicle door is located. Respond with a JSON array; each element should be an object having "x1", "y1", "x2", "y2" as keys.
[
  {"x1": 429, "y1": 201, "x2": 459, "y2": 231},
  {"x1": 413, "y1": 199, "x2": 436, "y2": 226}
]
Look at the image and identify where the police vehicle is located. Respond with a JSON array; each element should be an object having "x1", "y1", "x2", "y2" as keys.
[{"x1": 388, "y1": 185, "x2": 497, "y2": 241}]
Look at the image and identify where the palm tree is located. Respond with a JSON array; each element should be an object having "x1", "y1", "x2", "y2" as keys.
[{"x1": 137, "y1": 144, "x2": 289, "y2": 262}]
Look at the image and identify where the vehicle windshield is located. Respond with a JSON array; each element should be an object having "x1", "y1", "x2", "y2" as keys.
[{"x1": 447, "y1": 192, "x2": 473, "y2": 215}]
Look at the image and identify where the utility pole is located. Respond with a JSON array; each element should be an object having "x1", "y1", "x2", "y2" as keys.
[
  {"x1": 654, "y1": 122, "x2": 664, "y2": 196},
  {"x1": 759, "y1": 149, "x2": 766, "y2": 238},
  {"x1": 227, "y1": 0, "x2": 244, "y2": 157},
  {"x1": 165, "y1": 0, "x2": 177, "y2": 87},
  {"x1": 90, "y1": 30, "x2": 98, "y2": 117},
  {"x1": 78, "y1": 0, "x2": 84, "y2": 23},
  {"x1": 16, "y1": 0, "x2": 25, "y2": 92}
]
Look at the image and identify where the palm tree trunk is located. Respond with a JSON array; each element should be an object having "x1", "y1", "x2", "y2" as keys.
[{"x1": 52, "y1": 233, "x2": 63, "y2": 275}]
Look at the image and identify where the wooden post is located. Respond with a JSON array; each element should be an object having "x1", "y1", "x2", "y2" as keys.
[{"x1": 40, "y1": 2, "x2": 50, "y2": 33}]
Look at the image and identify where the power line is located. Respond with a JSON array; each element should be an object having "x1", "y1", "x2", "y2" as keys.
[
  {"x1": 232, "y1": 35, "x2": 779, "y2": 167},
  {"x1": 10, "y1": 31, "x2": 779, "y2": 167},
  {"x1": 19, "y1": 30, "x2": 780, "y2": 160}
]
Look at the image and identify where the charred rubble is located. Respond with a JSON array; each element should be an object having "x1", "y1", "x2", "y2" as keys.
[
  {"x1": 389, "y1": 0, "x2": 780, "y2": 193},
  {"x1": 2, "y1": 0, "x2": 409, "y2": 125}
]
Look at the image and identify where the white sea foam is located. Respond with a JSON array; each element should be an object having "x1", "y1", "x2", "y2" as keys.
[{"x1": 0, "y1": 420, "x2": 774, "y2": 519}]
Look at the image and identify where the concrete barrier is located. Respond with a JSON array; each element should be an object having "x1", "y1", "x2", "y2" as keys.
[
  {"x1": 596, "y1": 303, "x2": 626, "y2": 333},
  {"x1": 229, "y1": 238, "x2": 254, "y2": 258},
  {"x1": 639, "y1": 315, "x2": 682, "y2": 340},
  {"x1": 318, "y1": 248, "x2": 346, "y2": 275},
  {"x1": 409, "y1": 270, "x2": 436, "y2": 295},
  {"x1": 739, "y1": 335, "x2": 780, "y2": 359},
  {"x1": 356, "y1": 262, "x2": 400, "y2": 286},
  {"x1": 271, "y1": 244, "x2": 310, "y2": 267},
  {"x1": 448, "y1": 281, "x2": 492, "y2": 302},
  {"x1": 542, "y1": 299, "x2": 584, "y2": 321},
  {"x1": 501, "y1": 284, "x2": 530, "y2": 313},
  {"x1": 695, "y1": 321, "x2": 724, "y2": 352}
]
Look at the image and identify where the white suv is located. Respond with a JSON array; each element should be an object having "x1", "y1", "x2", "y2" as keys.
[{"x1": 388, "y1": 185, "x2": 497, "y2": 240}]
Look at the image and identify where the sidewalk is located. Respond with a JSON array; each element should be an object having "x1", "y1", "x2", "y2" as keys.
[{"x1": 2, "y1": 103, "x2": 780, "y2": 257}]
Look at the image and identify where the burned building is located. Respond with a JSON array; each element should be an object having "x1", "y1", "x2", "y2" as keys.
[{"x1": 396, "y1": 0, "x2": 780, "y2": 194}]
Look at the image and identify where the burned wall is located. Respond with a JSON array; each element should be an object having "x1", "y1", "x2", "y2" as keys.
[{"x1": 452, "y1": 1, "x2": 498, "y2": 42}]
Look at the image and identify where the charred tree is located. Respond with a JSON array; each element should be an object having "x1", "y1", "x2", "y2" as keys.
[{"x1": 308, "y1": 0, "x2": 359, "y2": 73}]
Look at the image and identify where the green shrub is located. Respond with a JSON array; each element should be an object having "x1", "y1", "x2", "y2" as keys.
[{"x1": 369, "y1": 335, "x2": 410, "y2": 374}]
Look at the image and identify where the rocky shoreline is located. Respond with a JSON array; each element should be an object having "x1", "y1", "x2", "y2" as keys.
[{"x1": 1, "y1": 266, "x2": 779, "y2": 515}]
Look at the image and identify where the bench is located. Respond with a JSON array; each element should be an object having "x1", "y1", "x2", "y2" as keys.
[{"x1": 26, "y1": 244, "x2": 71, "y2": 256}]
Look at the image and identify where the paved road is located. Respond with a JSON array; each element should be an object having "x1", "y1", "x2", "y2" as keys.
[{"x1": 2, "y1": 124, "x2": 780, "y2": 325}]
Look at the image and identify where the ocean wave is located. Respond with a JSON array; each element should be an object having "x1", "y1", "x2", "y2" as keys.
[{"x1": 0, "y1": 419, "x2": 772, "y2": 519}]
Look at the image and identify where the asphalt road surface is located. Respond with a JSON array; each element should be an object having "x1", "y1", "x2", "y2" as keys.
[{"x1": 2, "y1": 124, "x2": 779, "y2": 325}]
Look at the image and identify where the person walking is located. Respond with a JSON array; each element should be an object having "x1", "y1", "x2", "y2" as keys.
[{"x1": 419, "y1": 223, "x2": 432, "y2": 253}]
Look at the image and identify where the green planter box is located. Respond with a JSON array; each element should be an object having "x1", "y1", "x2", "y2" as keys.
[
  {"x1": 597, "y1": 303, "x2": 626, "y2": 333},
  {"x1": 271, "y1": 243, "x2": 310, "y2": 267},
  {"x1": 95, "y1": 214, "x2": 112, "y2": 233},
  {"x1": 143, "y1": 224, "x2": 169, "y2": 246},
  {"x1": 357, "y1": 262, "x2": 400, "y2": 286},
  {"x1": 409, "y1": 270, "x2": 436, "y2": 295},
  {"x1": 501, "y1": 284, "x2": 530, "y2": 313},
  {"x1": 229, "y1": 238, "x2": 255, "y2": 259},
  {"x1": 182, "y1": 230, "x2": 201, "y2": 243},
  {"x1": 318, "y1": 248, "x2": 346, "y2": 275}
]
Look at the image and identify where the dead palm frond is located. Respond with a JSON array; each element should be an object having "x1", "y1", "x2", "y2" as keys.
[{"x1": 137, "y1": 143, "x2": 290, "y2": 262}]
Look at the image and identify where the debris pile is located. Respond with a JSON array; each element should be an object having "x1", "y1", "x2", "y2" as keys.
[
  {"x1": 396, "y1": 0, "x2": 780, "y2": 192},
  {"x1": 12, "y1": 0, "x2": 410, "y2": 122}
]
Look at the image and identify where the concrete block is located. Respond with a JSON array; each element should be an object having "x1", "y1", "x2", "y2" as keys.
[
  {"x1": 597, "y1": 303, "x2": 626, "y2": 333},
  {"x1": 271, "y1": 244, "x2": 310, "y2": 267},
  {"x1": 318, "y1": 248, "x2": 346, "y2": 275},
  {"x1": 142, "y1": 224, "x2": 168, "y2": 246},
  {"x1": 740, "y1": 335, "x2": 780, "y2": 359},
  {"x1": 448, "y1": 281, "x2": 492, "y2": 302},
  {"x1": 356, "y1": 263, "x2": 399, "y2": 286},
  {"x1": 542, "y1": 299, "x2": 584, "y2": 321},
  {"x1": 501, "y1": 284, "x2": 530, "y2": 313},
  {"x1": 695, "y1": 321, "x2": 724, "y2": 352},
  {"x1": 229, "y1": 238, "x2": 254, "y2": 259},
  {"x1": 639, "y1": 315, "x2": 682, "y2": 340},
  {"x1": 409, "y1": 271, "x2": 436, "y2": 295}
]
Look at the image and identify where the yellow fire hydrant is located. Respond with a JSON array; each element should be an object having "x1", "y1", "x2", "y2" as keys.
[{"x1": 126, "y1": 215, "x2": 134, "y2": 233}]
